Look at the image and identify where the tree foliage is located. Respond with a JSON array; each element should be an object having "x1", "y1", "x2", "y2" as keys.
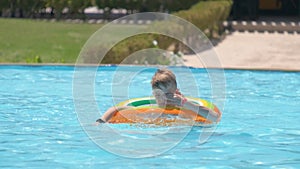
[
  {"x1": 84, "y1": 0, "x2": 233, "y2": 64},
  {"x1": 0, "y1": 0, "x2": 201, "y2": 19}
]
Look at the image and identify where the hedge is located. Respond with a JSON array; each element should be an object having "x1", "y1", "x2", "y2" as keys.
[
  {"x1": 174, "y1": 0, "x2": 233, "y2": 38},
  {"x1": 84, "y1": 0, "x2": 233, "y2": 64}
]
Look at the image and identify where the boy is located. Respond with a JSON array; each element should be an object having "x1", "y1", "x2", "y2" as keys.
[{"x1": 96, "y1": 69, "x2": 220, "y2": 123}]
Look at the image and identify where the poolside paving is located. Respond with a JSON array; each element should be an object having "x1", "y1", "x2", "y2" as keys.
[{"x1": 183, "y1": 31, "x2": 300, "y2": 71}]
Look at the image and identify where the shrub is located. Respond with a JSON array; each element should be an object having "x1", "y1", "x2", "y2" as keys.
[
  {"x1": 174, "y1": 0, "x2": 233, "y2": 38},
  {"x1": 87, "y1": 0, "x2": 233, "y2": 64},
  {"x1": 25, "y1": 55, "x2": 42, "y2": 63}
]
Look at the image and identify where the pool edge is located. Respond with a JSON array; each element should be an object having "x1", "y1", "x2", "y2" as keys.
[{"x1": 0, "y1": 63, "x2": 299, "y2": 72}]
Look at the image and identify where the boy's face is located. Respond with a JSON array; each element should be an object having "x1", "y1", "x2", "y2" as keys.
[
  {"x1": 152, "y1": 89, "x2": 167, "y2": 107},
  {"x1": 152, "y1": 84, "x2": 177, "y2": 107}
]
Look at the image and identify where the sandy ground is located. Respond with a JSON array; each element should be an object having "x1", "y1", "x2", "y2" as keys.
[{"x1": 182, "y1": 32, "x2": 300, "y2": 71}]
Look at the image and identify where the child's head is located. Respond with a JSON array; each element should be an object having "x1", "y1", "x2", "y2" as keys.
[
  {"x1": 151, "y1": 69, "x2": 177, "y2": 107},
  {"x1": 151, "y1": 69, "x2": 177, "y2": 93}
]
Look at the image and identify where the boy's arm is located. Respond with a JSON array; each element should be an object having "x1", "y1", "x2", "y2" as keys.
[
  {"x1": 96, "y1": 106, "x2": 132, "y2": 123},
  {"x1": 182, "y1": 101, "x2": 220, "y2": 122},
  {"x1": 166, "y1": 93, "x2": 220, "y2": 122}
]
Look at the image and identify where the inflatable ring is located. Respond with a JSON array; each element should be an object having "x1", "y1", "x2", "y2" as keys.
[{"x1": 108, "y1": 97, "x2": 221, "y2": 125}]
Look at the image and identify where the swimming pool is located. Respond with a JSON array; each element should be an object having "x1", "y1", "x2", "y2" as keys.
[{"x1": 0, "y1": 66, "x2": 299, "y2": 168}]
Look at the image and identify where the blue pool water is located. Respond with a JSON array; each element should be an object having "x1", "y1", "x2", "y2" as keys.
[{"x1": 0, "y1": 66, "x2": 299, "y2": 168}]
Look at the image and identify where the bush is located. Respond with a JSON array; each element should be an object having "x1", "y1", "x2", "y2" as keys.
[
  {"x1": 99, "y1": 34, "x2": 187, "y2": 65},
  {"x1": 25, "y1": 56, "x2": 42, "y2": 63},
  {"x1": 102, "y1": 34, "x2": 154, "y2": 64},
  {"x1": 174, "y1": 0, "x2": 233, "y2": 38},
  {"x1": 87, "y1": 0, "x2": 233, "y2": 64}
]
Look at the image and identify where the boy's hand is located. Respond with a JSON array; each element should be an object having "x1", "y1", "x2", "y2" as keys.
[{"x1": 165, "y1": 89, "x2": 186, "y2": 107}]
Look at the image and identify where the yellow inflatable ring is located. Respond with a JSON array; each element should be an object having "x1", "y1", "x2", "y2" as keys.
[{"x1": 108, "y1": 97, "x2": 222, "y2": 125}]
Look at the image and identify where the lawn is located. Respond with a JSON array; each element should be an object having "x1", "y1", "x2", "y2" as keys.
[{"x1": 0, "y1": 19, "x2": 102, "y2": 63}]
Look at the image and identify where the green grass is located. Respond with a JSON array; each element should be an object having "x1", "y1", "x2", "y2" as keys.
[{"x1": 0, "y1": 19, "x2": 102, "y2": 63}]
